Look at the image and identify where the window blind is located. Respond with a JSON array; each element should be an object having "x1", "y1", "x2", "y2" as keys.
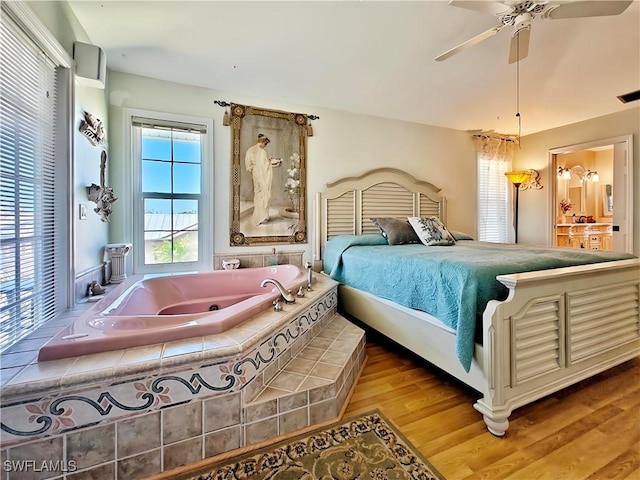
[
  {"x1": 132, "y1": 116, "x2": 207, "y2": 134},
  {"x1": 477, "y1": 156, "x2": 512, "y2": 243},
  {"x1": 0, "y1": 15, "x2": 59, "y2": 351}
]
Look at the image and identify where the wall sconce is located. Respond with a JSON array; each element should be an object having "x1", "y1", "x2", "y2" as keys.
[
  {"x1": 585, "y1": 170, "x2": 599, "y2": 182},
  {"x1": 504, "y1": 170, "x2": 532, "y2": 243},
  {"x1": 557, "y1": 166, "x2": 572, "y2": 179}
]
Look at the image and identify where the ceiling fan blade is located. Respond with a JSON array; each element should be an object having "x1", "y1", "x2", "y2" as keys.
[
  {"x1": 508, "y1": 27, "x2": 530, "y2": 64},
  {"x1": 435, "y1": 25, "x2": 505, "y2": 61},
  {"x1": 449, "y1": 1, "x2": 511, "y2": 16},
  {"x1": 546, "y1": 0, "x2": 632, "y2": 19}
]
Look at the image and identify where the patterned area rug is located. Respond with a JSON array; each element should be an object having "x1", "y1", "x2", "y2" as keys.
[{"x1": 178, "y1": 410, "x2": 444, "y2": 480}]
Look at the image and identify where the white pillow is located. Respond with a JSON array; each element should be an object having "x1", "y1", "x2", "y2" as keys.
[{"x1": 407, "y1": 216, "x2": 456, "y2": 246}]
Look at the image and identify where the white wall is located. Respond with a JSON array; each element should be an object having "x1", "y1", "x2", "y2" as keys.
[
  {"x1": 515, "y1": 107, "x2": 640, "y2": 254},
  {"x1": 74, "y1": 85, "x2": 110, "y2": 273},
  {"x1": 107, "y1": 72, "x2": 478, "y2": 267}
]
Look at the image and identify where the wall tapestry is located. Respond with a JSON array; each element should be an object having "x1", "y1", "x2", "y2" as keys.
[{"x1": 229, "y1": 103, "x2": 308, "y2": 246}]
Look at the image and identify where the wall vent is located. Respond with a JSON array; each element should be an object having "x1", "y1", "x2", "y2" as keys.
[
  {"x1": 617, "y1": 89, "x2": 640, "y2": 104},
  {"x1": 73, "y1": 42, "x2": 106, "y2": 89}
]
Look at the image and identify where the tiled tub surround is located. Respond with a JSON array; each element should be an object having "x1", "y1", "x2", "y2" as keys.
[
  {"x1": 0, "y1": 273, "x2": 366, "y2": 479},
  {"x1": 71, "y1": 248, "x2": 303, "y2": 306},
  {"x1": 74, "y1": 262, "x2": 108, "y2": 304},
  {"x1": 214, "y1": 250, "x2": 303, "y2": 270}
]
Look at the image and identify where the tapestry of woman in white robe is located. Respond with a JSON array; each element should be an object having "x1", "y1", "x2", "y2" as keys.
[{"x1": 245, "y1": 140, "x2": 277, "y2": 225}]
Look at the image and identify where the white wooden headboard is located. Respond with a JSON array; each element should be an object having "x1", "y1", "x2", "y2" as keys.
[{"x1": 314, "y1": 168, "x2": 446, "y2": 266}]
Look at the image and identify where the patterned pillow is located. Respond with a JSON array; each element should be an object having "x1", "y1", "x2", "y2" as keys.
[
  {"x1": 407, "y1": 216, "x2": 456, "y2": 246},
  {"x1": 370, "y1": 217, "x2": 420, "y2": 245}
]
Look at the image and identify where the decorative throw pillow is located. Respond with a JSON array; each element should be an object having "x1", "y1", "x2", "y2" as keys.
[
  {"x1": 370, "y1": 217, "x2": 420, "y2": 245},
  {"x1": 407, "y1": 216, "x2": 456, "y2": 246}
]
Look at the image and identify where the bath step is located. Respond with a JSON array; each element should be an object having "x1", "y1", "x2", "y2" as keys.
[{"x1": 242, "y1": 313, "x2": 366, "y2": 437}]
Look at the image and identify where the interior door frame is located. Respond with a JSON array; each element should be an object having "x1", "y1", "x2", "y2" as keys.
[{"x1": 549, "y1": 134, "x2": 633, "y2": 253}]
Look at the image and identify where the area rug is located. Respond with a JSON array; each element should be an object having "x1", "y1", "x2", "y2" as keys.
[{"x1": 177, "y1": 410, "x2": 444, "y2": 480}]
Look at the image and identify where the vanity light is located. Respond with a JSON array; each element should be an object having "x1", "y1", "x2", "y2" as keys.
[
  {"x1": 557, "y1": 166, "x2": 571, "y2": 179},
  {"x1": 585, "y1": 170, "x2": 599, "y2": 182},
  {"x1": 559, "y1": 165, "x2": 599, "y2": 182}
]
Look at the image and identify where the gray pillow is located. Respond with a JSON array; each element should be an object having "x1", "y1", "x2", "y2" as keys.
[
  {"x1": 450, "y1": 230, "x2": 474, "y2": 241},
  {"x1": 407, "y1": 216, "x2": 456, "y2": 246},
  {"x1": 370, "y1": 217, "x2": 420, "y2": 245}
]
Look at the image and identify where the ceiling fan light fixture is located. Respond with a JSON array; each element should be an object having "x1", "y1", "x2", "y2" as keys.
[
  {"x1": 435, "y1": 0, "x2": 633, "y2": 63},
  {"x1": 514, "y1": 12, "x2": 532, "y2": 30}
]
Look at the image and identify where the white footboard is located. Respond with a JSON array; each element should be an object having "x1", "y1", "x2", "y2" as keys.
[{"x1": 475, "y1": 258, "x2": 640, "y2": 436}]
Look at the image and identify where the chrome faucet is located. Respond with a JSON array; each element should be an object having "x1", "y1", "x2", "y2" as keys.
[
  {"x1": 260, "y1": 278, "x2": 296, "y2": 304},
  {"x1": 304, "y1": 261, "x2": 313, "y2": 291},
  {"x1": 272, "y1": 298, "x2": 283, "y2": 311}
]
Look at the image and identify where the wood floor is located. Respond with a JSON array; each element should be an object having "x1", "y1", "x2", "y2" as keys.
[{"x1": 343, "y1": 327, "x2": 640, "y2": 480}]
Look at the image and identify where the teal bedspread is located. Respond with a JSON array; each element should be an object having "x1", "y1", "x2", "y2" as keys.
[{"x1": 324, "y1": 234, "x2": 635, "y2": 372}]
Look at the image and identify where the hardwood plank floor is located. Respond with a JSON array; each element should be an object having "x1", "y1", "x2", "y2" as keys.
[{"x1": 343, "y1": 327, "x2": 640, "y2": 480}]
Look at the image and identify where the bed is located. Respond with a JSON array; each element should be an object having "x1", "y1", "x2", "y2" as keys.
[{"x1": 313, "y1": 167, "x2": 640, "y2": 436}]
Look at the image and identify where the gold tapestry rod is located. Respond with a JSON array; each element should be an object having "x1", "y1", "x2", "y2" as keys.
[{"x1": 214, "y1": 100, "x2": 319, "y2": 120}]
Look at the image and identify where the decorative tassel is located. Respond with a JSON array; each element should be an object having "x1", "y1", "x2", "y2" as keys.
[
  {"x1": 222, "y1": 109, "x2": 230, "y2": 126},
  {"x1": 307, "y1": 122, "x2": 314, "y2": 137}
]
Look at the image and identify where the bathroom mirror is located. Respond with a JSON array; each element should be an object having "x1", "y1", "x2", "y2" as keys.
[
  {"x1": 568, "y1": 185, "x2": 583, "y2": 213},
  {"x1": 602, "y1": 184, "x2": 613, "y2": 216}
]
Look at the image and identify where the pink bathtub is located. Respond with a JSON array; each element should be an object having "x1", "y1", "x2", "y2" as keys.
[{"x1": 38, "y1": 265, "x2": 307, "y2": 361}]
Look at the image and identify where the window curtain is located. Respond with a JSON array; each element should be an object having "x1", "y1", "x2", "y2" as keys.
[{"x1": 476, "y1": 135, "x2": 516, "y2": 243}]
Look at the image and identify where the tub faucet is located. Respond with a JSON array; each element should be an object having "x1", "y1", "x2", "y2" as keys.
[
  {"x1": 304, "y1": 261, "x2": 313, "y2": 291},
  {"x1": 260, "y1": 278, "x2": 296, "y2": 304}
]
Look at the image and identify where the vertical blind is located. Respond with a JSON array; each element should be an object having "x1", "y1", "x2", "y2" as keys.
[{"x1": 0, "y1": 15, "x2": 59, "y2": 351}]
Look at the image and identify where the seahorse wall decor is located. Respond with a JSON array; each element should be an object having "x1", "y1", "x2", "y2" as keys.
[{"x1": 86, "y1": 150, "x2": 118, "y2": 222}]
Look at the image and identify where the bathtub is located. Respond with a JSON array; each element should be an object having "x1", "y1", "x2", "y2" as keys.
[{"x1": 38, "y1": 265, "x2": 307, "y2": 361}]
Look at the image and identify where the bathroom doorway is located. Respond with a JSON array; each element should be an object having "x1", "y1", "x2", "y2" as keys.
[{"x1": 549, "y1": 135, "x2": 633, "y2": 253}]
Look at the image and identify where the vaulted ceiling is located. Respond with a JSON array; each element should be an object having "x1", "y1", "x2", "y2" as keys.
[{"x1": 68, "y1": 1, "x2": 640, "y2": 136}]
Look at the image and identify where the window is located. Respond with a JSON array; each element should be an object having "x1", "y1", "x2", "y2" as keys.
[
  {"x1": 0, "y1": 5, "x2": 71, "y2": 352},
  {"x1": 130, "y1": 113, "x2": 213, "y2": 273},
  {"x1": 476, "y1": 136, "x2": 515, "y2": 243}
]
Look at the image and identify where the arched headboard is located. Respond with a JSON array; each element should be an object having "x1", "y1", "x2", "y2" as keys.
[{"x1": 314, "y1": 168, "x2": 447, "y2": 266}]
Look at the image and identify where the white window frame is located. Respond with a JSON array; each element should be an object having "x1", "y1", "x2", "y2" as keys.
[{"x1": 125, "y1": 108, "x2": 213, "y2": 274}]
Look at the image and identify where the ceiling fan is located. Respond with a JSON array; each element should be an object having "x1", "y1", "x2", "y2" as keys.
[{"x1": 435, "y1": 0, "x2": 633, "y2": 64}]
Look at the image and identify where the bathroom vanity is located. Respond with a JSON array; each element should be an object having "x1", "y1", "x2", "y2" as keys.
[{"x1": 556, "y1": 223, "x2": 613, "y2": 250}]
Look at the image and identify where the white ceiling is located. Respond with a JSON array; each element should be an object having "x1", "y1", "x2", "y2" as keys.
[{"x1": 68, "y1": 0, "x2": 640, "y2": 136}]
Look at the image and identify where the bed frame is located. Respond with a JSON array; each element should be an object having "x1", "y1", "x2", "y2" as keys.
[{"x1": 314, "y1": 167, "x2": 640, "y2": 436}]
